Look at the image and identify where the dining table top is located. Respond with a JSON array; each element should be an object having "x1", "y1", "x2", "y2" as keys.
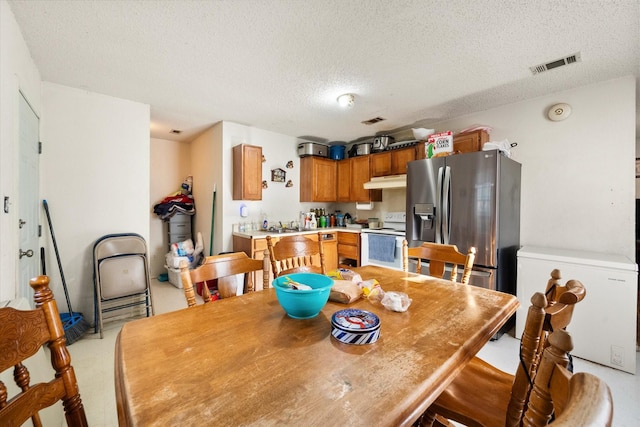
[{"x1": 115, "y1": 265, "x2": 519, "y2": 426}]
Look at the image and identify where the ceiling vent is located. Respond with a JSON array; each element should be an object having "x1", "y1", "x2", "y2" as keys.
[
  {"x1": 530, "y1": 52, "x2": 582, "y2": 75},
  {"x1": 362, "y1": 117, "x2": 386, "y2": 125}
]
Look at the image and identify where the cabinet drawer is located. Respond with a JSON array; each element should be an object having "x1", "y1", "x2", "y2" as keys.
[
  {"x1": 169, "y1": 233, "x2": 192, "y2": 244},
  {"x1": 168, "y1": 221, "x2": 191, "y2": 234},
  {"x1": 337, "y1": 232, "x2": 359, "y2": 245},
  {"x1": 338, "y1": 244, "x2": 359, "y2": 258}
]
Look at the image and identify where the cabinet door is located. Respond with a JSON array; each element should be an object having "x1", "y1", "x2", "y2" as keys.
[
  {"x1": 320, "y1": 232, "x2": 338, "y2": 271},
  {"x1": 336, "y1": 159, "x2": 351, "y2": 202},
  {"x1": 337, "y1": 231, "x2": 360, "y2": 267},
  {"x1": 233, "y1": 144, "x2": 262, "y2": 200},
  {"x1": 370, "y1": 152, "x2": 392, "y2": 177},
  {"x1": 300, "y1": 157, "x2": 337, "y2": 202},
  {"x1": 453, "y1": 130, "x2": 489, "y2": 154},
  {"x1": 391, "y1": 147, "x2": 416, "y2": 174},
  {"x1": 350, "y1": 156, "x2": 382, "y2": 202}
]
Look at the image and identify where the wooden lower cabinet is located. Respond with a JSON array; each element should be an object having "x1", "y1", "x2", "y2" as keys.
[
  {"x1": 319, "y1": 232, "x2": 338, "y2": 271},
  {"x1": 233, "y1": 232, "x2": 339, "y2": 288},
  {"x1": 233, "y1": 235, "x2": 272, "y2": 290},
  {"x1": 337, "y1": 231, "x2": 360, "y2": 268}
]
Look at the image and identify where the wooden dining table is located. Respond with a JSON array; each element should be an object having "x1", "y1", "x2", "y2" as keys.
[{"x1": 115, "y1": 265, "x2": 518, "y2": 426}]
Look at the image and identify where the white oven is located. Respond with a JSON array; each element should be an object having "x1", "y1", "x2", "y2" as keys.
[{"x1": 360, "y1": 212, "x2": 406, "y2": 271}]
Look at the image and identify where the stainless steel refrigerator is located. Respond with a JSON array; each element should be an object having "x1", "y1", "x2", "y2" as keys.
[{"x1": 406, "y1": 150, "x2": 521, "y2": 296}]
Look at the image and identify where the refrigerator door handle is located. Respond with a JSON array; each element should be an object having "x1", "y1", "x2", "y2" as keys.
[
  {"x1": 442, "y1": 166, "x2": 451, "y2": 244},
  {"x1": 435, "y1": 166, "x2": 444, "y2": 244}
]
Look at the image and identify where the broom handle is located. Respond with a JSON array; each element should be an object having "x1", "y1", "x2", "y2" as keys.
[
  {"x1": 209, "y1": 185, "x2": 216, "y2": 256},
  {"x1": 42, "y1": 200, "x2": 74, "y2": 314}
]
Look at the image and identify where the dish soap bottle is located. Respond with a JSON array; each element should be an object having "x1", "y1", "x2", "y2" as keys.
[{"x1": 261, "y1": 212, "x2": 269, "y2": 230}]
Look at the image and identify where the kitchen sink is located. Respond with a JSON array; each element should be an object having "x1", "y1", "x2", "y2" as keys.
[{"x1": 260, "y1": 228, "x2": 300, "y2": 234}]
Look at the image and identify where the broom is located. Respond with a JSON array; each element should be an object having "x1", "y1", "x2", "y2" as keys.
[{"x1": 43, "y1": 199, "x2": 90, "y2": 345}]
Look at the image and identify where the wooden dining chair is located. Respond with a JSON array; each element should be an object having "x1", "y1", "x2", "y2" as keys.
[
  {"x1": 522, "y1": 329, "x2": 613, "y2": 427},
  {"x1": 419, "y1": 270, "x2": 586, "y2": 427},
  {"x1": 179, "y1": 250, "x2": 270, "y2": 307},
  {"x1": 402, "y1": 240, "x2": 476, "y2": 284},
  {"x1": 0, "y1": 275, "x2": 89, "y2": 427},
  {"x1": 266, "y1": 232, "x2": 327, "y2": 277}
]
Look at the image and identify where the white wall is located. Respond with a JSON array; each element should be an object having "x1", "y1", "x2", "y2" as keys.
[
  {"x1": 222, "y1": 122, "x2": 304, "y2": 241},
  {"x1": 190, "y1": 122, "x2": 315, "y2": 256},
  {"x1": 40, "y1": 82, "x2": 150, "y2": 319},
  {"x1": 428, "y1": 76, "x2": 636, "y2": 260},
  {"x1": 149, "y1": 138, "x2": 191, "y2": 277},
  {"x1": 190, "y1": 124, "x2": 222, "y2": 256},
  {"x1": 0, "y1": 1, "x2": 42, "y2": 301}
]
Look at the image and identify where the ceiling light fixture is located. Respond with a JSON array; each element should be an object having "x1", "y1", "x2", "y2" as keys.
[{"x1": 337, "y1": 93, "x2": 355, "y2": 108}]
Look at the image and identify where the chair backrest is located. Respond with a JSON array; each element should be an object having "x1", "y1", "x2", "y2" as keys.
[
  {"x1": 522, "y1": 329, "x2": 613, "y2": 427},
  {"x1": 402, "y1": 240, "x2": 476, "y2": 284},
  {"x1": 0, "y1": 276, "x2": 88, "y2": 427},
  {"x1": 504, "y1": 271, "x2": 587, "y2": 427},
  {"x1": 266, "y1": 232, "x2": 327, "y2": 278},
  {"x1": 179, "y1": 250, "x2": 270, "y2": 307}
]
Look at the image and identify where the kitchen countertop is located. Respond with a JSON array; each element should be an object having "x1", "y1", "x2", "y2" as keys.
[{"x1": 233, "y1": 226, "x2": 362, "y2": 239}]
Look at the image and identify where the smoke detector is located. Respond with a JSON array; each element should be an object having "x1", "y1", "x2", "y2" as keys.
[
  {"x1": 530, "y1": 52, "x2": 582, "y2": 75},
  {"x1": 547, "y1": 103, "x2": 572, "y2": 121}
]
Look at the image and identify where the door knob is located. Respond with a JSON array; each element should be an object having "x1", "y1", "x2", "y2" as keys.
[
  {"x1": 19, "y1": 219, "x2": 26, "y2": 229},
  {"x1": 19, "y1": 249, "x2": 34, "y2": 259}
]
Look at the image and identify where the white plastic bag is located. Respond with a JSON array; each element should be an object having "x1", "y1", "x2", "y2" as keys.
[
  {"x1": 482, "y1": 139, "x2": 517, "y2": 158},
  {"x1": 381, "y1": 291, "x2": 412, "y2": 312}
]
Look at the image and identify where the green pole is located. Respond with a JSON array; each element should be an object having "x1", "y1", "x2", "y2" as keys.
[{"x1": 209, "y1": 185, "x2": 216, "y2": 256}]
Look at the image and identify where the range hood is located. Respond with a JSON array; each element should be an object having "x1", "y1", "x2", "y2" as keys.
[{"x1": 363, "y1": 174, "x2": 407, "y2": 189}]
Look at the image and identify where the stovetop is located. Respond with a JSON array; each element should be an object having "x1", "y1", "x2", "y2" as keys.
[{"x1": 361, "y1": 211, "x2": 406, "y2": 236}]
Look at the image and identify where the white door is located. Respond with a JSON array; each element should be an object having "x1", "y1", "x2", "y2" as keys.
[{"x1": 18, "y1": 92, "x2": 40, "y2": 303}]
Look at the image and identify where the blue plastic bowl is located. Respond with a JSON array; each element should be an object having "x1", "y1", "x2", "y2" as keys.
[{"x1": 272, "y1": 273, "x2": 334, "y2": 319}]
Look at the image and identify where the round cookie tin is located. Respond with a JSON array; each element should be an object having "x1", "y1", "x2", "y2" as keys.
[{"x1": 331, "y1": 308, "x2": 380, "y2": 345}]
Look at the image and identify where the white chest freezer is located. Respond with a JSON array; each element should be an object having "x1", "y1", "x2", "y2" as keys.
[{"x1": 517, "y1": 246, "x2": 637, "y2": 374}]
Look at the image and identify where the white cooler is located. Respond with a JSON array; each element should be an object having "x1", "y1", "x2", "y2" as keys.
[{"x1": 517, "y1": 246, "x2": 637, "y2": 374}]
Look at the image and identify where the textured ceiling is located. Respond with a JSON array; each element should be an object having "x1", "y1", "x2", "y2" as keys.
[{"x1": 7, "y1": 0, "x2": 640, "y2": 143}]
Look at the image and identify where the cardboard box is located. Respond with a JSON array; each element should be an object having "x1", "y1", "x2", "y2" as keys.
[{"x1": 426, "y1": 131, "x2": 453, "y2": 158}]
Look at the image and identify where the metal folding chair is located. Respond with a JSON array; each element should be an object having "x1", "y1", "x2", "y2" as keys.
[{"x1": 93, "y1": 233, "x2": 154, "y2": 338}]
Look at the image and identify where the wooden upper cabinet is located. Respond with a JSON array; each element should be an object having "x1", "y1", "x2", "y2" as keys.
[
  {"x1": 233, "y1": 144, "x2": 262, "y2": 200},
  {"x1": 452, "y1": 130, "x2": 489, "y2": 154},
  {"x1": 371, "y1": 147, "x2": 416, "y2": 177},
  {"x1": 350, "y1": 156, "x2": 382, "y2": 202},
  {"x1": 391, "y1": 147, "x2": 416, "y2": 175},
  {"x1": 336, "y1": 159, "x2": 351, "y2": 202},
  {"x1": 416, "y1": 130, "x2": 490, "y2": 159},
  {"x1": 300, "y1": 157, "x2": 337, "y2": 202},
  {"x1": 371, "y1": 152, "x2": 392, "y2": 177}
]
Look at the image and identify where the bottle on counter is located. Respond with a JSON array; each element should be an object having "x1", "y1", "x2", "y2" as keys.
[
  {"x1": 319, "y1": 214, "x2": 327, "y2": 228},
  {"x1": 310, "y1": 212, "x2": 317, "y2": 229},
  {"x1": 330, "y1": 213, "x2": 336, "y2": 227},
  {"x1": 261, "y1": 212, "x2": 268, "y2": 230}
]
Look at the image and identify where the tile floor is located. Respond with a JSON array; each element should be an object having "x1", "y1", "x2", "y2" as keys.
[{"x1": 70, "y1": 279, "x2": 640, "y2": 427}]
